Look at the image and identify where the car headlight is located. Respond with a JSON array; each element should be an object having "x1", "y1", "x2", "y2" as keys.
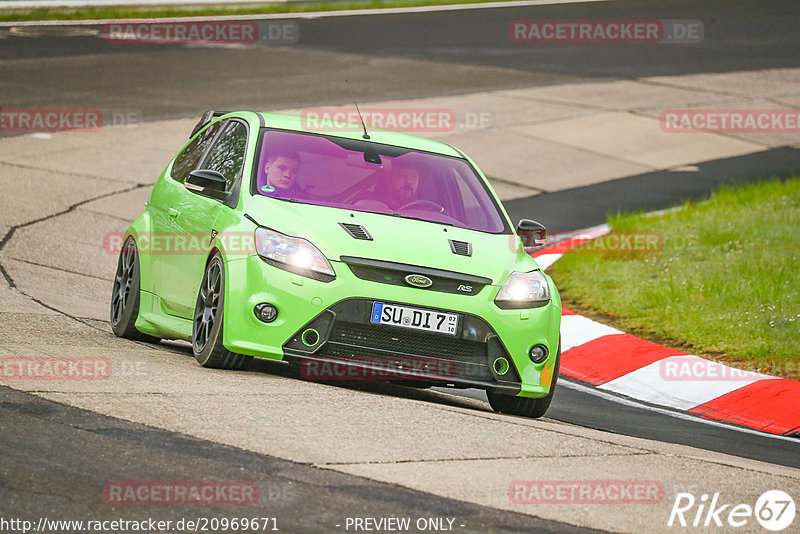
[
  {"x1": 495, "y1": 271, "x2": 550, "y2": 309},
  {"x1": 254, "y1": 227, "x2": 335, "y2": 281}
]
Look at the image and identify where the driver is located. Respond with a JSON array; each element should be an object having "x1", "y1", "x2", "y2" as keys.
[
  {"x1": 381, "y1": 164, "x2": 420, "y2": 210},
  {"x1": 263, "y1": 151, "x2": 303, "y2": 198}
]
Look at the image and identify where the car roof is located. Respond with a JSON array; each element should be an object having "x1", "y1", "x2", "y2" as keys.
[{"x1": 252, "y1": 112, "x2": 464, "y2": 158}]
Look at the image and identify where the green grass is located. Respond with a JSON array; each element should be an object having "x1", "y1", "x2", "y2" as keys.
[
  {"x1": 0, "y1": 0, "x2": 511, "y2": 22},
  {"x1": 550, "y1": 177, "x2": 800, "y2": 379}
]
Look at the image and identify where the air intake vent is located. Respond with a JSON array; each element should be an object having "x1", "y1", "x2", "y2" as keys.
[
  {"x1": 339, "y1": 223, "x2": 373, "y2": 241},
  {"x1": 449, "y1": 239, "x2": 472, "y2": 257}
]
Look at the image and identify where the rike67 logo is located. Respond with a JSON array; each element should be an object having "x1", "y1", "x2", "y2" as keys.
[{"x1": 668, "y1": 490, "x2": 795, "y2": 531}]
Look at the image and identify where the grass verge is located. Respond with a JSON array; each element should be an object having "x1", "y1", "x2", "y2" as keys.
[
  {"x1": 0, "y1": 0, "x2": 511, "y2": 22},
  {"x1": 550, "y1": 177, "x2": 800, "y2": 380}
]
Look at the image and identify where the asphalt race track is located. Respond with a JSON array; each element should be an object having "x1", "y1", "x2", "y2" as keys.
[
  {"x1": 0, "y1": 386, "x2": 591, "y2": 533},
  {"x1": 2, "y1": 0, "x2": 800, "y2": 532},
  {"x1": 2, "y1": 0, "x2": 799, "y2": 119}
]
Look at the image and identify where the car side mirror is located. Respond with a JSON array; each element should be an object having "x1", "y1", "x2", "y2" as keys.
[
  {"x1": 185, "y1": 169, "x2": 230, "y2": 202},
  {"x1": 517, "y1": 219, "x2": 547, "y2": 251}
]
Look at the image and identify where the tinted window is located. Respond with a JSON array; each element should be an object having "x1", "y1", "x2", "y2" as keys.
[
  {"x1": 253, "y1": 129, "x2": 507, "y2": 234},
  {"x1": 170, "y1": 120, "x2": 224, "y2": 183},
  {"x1": 202, "y1": 121, "x2": 248, "y2": 191}
]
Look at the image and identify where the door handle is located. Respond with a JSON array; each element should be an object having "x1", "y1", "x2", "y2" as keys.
[{"x1": 168, "y1": 208, "x2": 180, "y2": 218}]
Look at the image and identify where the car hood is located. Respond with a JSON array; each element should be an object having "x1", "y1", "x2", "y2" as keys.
[{"x1": 247, "y1": 198, "x2": 536, "y2": 284}]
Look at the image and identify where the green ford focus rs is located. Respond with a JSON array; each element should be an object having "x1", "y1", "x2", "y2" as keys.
[{"x1": 111, "y1": 110, "x2": 562, "y2": 418}]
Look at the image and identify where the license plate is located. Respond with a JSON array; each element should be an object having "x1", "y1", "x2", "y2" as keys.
[{"x1": 370, "y1": 302, "x2": 458, "y2": 336}]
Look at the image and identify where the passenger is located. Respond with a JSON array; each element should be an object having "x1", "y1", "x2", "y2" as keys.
[{"x1": 262, "y1": 151, "x2": 303, "y2": 198}]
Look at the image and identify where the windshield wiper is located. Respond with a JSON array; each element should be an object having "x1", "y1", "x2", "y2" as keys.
[{"x1": 390, "y1": 212, "x2": 455, "y2": 228}]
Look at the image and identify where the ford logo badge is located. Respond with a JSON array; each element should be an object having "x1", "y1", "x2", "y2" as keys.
[{"x1": 404, "y1": 274, "x2": 433, "y2": 288}]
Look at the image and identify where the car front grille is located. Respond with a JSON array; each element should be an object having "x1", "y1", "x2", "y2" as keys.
[
  {"x1": 319, "y1": 320, "x2": 491, "y2": 380},
  {"x1": 340, "y1": 256, "x2": 491, "y2": 296},
  {"x1": 282, "y1": 298, "x2": 520, "y2": 385}
]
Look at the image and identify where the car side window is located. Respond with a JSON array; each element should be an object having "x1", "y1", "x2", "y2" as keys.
[
  {"x1": 201, "y1": 121, "x2": 248, "y2": 192},
  {"x1": 170, "y1": 120, "x2": 224, "y2": 183}
]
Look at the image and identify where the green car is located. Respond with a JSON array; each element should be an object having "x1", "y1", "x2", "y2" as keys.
[{"x1": 110, "y1": 110, "x2": 562, "y2": 418}]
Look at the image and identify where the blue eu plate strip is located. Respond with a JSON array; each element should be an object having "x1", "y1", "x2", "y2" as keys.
[{"x1": 370, "y1": 302, "x2": 384, "y2": 324}]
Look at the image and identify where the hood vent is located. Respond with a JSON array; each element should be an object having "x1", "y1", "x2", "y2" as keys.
[
  {"x1": 449, "y1": 239, "x2": 472, "y2": 257},
  {"x1": 340, "y1": 223, "x2": 373, "y2": 241}
]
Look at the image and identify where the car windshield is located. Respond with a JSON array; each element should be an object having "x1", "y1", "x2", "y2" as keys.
[{"x1": 253, "y1": 129, "x2": 508, "y2": 234}]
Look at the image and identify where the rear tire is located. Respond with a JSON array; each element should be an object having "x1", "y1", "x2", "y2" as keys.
[
  {"x1": 487, "y1": 343, "x2": 560, "y2": 418},
  {"x1": 110, "y1": 236, "x2": 161, "y2": 343},
  {"x1": 192, "y1": 253, "x2": 250, "y2": 370}
]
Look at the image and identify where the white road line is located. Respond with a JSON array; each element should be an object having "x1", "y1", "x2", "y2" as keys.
[
  {"x1": 0, "y1": 0, "x2": 613, "y2": 26},
  {"x1": 532, "y1": 252, "x2": 562, "y2": 270},
  {"x1": 560, "y1": 314, "x2": 622, "y2": 352},
  {"x1": 598, "y1": 355, "x2": 779, "y2": 411},
  {"x1": 559, "y1": 378, "x2": 800, "y2": 443}
]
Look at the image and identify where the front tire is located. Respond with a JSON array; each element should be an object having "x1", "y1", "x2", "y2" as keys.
[
  {"x1": 192, "y1": 253, "x2": 250, "y2": 370},
  {"x1": 487, "y1": 343, "x2": 560, "y2": 419},
  {"x1": 110, "y1": 236, "x2": 161, "y2": 343}
]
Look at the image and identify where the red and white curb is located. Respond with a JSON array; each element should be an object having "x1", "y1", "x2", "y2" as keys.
[{"x1": 534, "y1": 225, "x2": 800, "y2": 437}]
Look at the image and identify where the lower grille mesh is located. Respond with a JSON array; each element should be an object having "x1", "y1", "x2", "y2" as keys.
[{"x1": 317, "y1": 321, "x2": 492, "y2": 380}]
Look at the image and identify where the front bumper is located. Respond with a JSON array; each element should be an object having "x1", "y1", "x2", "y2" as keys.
[
  {"x1": 282, "y1": 298, "x2": 525, "y2": 395},
  {"x1": 222, "y1": 254, "x2": 561, "y2": 398}
]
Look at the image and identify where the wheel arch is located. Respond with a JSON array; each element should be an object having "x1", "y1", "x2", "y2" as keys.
[
  {"x1": 121, "y1": 212, "x2": 154, "y2": 293},
  {"x1": 203, "y1": 245, "x2": 235, "y2": 349},
  {"x1": 192, "y1": 246, "x2": 250, "y2": 369}
]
